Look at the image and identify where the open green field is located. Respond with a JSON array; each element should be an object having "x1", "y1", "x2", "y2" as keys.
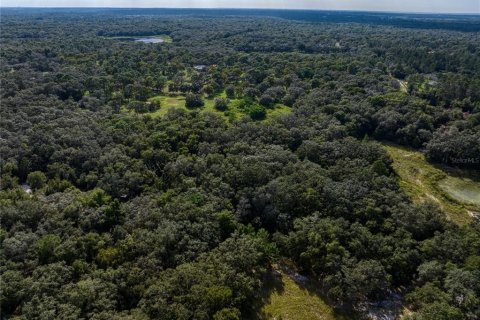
[
  {"x1": 259, "y1": 269, "x2": 349, "y2": 320},
  {"x1": 148, "y1": 95, "x2": 186, "y2": 117},
  {"x1": 147, "y1": 94, "x2": 291, "y2": 122},
  {"x1": 383, "y1": 143, "x2": 480, "y2": 225},
  {"x1": 147, "y1": 95, "x2": 237, "y2": 120},
  {"x1": 266, "y1": 104, "x2": 292, "y2": 119},
  {"x1": 150, "y1": 34, "x2": 173, "y2": 43}
]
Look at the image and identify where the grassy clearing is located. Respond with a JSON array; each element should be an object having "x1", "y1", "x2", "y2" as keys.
[
  {"x1": 148, "y1": 95, "x2": 186, "y2": 117},
  {"x1": 202, "y1": 98, "x2": 225, "y2": 115},
  {"x1": 398, "y1": 80, "x2": 408, "y2": 93},
  {"x1": 148, "y1": 95, "x2": 233, "y2": 120},
  {"x1": 390, "y1": 75, "x2": 408, "y2": 94},
  {"x1": 147, "y1": 94, "x2": 291, "y2": 122},
  {"x1": 383, "y1": 143, "x2": 479, "y2": 225},
  {"x1": 266, "y1": 104, "x2": 292, "y2": 120},
  {"x1": 154, "y1": 34, "x2": 173, "y2": 43},
  {"x1": 258, "y1": 268, "x2": 349, "y2": 320}
]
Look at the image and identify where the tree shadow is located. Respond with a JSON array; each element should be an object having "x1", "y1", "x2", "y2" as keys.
[
  {"x1": 280, "y1": 267, "x2": 353, "y2": 320},
  {"x1": 250, "y1": 267, "x2": 285, "y2": 320},
  {"x1": 279, "y1": 266, "x2": 404, "y2": 320},
  {"x1": 250, "y1": 264, "x2": 353, "y2": 320}
]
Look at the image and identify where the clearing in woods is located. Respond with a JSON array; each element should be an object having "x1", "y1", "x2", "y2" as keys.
[
  {"x1": 147, "y1": 94, "x2": 291, "y2": 122},
  {"x1": 258, "y1": 268, "x2": 350, "y2": 320}
]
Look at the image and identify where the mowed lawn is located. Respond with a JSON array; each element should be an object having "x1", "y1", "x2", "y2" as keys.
[{"x1": 383, "y1": 143, "x2": 480, "y2": 225}]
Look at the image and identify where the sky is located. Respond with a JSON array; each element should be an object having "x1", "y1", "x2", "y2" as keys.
[{"x1": 1, "y1": 0, "x2": 479, "y2": 14}]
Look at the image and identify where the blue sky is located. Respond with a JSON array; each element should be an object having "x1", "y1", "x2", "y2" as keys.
[{"x1": 2, "y1": 0, "x2": 479, "y2": 14}]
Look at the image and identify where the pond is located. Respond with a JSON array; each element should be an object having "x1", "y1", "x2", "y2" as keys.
[
  {"x1": 107, "y1": 35, "x2": 171, "y2": 43},
  {"x1": 438, "y1": 176, "x2": 480, "y2": 206},
  {"x1": 134, "y1": 38, "x2": 165, "y2": 43}
]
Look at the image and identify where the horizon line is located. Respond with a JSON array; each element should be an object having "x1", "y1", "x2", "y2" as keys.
[{"x1": 1, "y1": 6, "x2": 479, "y2": 15}]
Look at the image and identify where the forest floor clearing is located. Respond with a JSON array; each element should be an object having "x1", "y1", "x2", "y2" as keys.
[
  {"x1": 383, "y1": 143, "x2": 480, "y2": 225},
  {"x1": 258, "y1": 266, "x2": 350, "y2": 320}
]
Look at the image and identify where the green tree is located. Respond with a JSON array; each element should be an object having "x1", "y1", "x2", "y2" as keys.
[
  {"x1": 247, "y1": 104, "x2": 266, "y2": 120},
  {"x1": 36, "y1": 234, "x2": 61, "y2": 264},
  {"x1": 225, "y1": 85, "x2": 235, "y2": 99},
  {"x1": 27, "y1": 171, "x2": 47, "y2": 190},
  {"x1": 185, "y1": 93, "x2": 205, "y2": 109},
  {"x1": 213, "y1": 308, "x2": 241, "y2": 320},
  {"x1": 214, "y1": 98, "x2": 229, "y2": 111}
]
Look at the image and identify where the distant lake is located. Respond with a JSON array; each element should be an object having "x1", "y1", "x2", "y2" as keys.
[
  {"x1": 134, "y1": 38, "x2": 164, "y2": 44},
  {"x1": 106, "y1": 35, "x2": 171, "y2": 43}
]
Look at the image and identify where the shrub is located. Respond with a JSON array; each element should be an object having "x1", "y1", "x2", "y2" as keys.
[
  {"x1": 247, "y1": 104, "x2": 266, "y2": 120},
  {"x1": 225, "y1": 85, "x2": 235, "y2": 99},
  {"x1": 27, "y1": 171, "x2": 47, "y2": 190},
  {"x1": 185, "y1": 93, "x2": 205, "y2": 109},
  {"x1": 214, "y1": 98, "x2": 230, "y2": 111}
]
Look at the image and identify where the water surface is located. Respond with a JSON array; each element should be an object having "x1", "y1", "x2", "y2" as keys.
[
  {"x1": 439, "y1": 177, "x2": 480, "y2": 206},
  {"x1": 134, "y1": 38, "x2": 164, "y2": 43}
]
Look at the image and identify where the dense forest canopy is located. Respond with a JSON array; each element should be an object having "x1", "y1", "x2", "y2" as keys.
[{"x1": 0, "y1": 8, "x2": 479, "y2": 320}]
